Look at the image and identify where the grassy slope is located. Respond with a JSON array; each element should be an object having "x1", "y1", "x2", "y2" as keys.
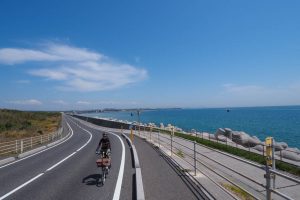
[{"x1": 0, "y1": 109, "x2": 61, "y2": 141}]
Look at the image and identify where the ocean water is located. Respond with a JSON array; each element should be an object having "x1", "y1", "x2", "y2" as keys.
[{"x1": 84, "y1": 106, "x2": 300, "y2": 148}]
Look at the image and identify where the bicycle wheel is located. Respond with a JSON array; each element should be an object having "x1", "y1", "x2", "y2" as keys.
[{"x1": 102, "y1": 167, "x2": 106, "y2": 184}]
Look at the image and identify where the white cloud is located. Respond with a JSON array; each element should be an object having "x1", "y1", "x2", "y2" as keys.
[
  {"x1": 0, "y1": 43, "x2": 147, "y2": 91},
  {"x1": 29, "y1": 69, "x2": 68, "y2": 80},
  {"x1": 0, "y1": 43, "x2": 101, "y2": 65},
  {"x1": 8, "y1": 99, "x2": 42, "y2": 105},
  {"x1": 52, "y1": 100, "x2": 67, "y2": 105},
  {"x1": 222, "y1": 84, "x2": 266, "y2": 95},
  {"x1": 220, "y1": 83, "x2": 300, "y2": 106},
  {"x1": 76, "y1": 101, "x2": 91, "y2": 105}
]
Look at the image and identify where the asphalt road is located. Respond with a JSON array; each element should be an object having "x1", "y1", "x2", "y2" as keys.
[{"x1": 0, "y1": 115, "x2": 133, "y2": 200}]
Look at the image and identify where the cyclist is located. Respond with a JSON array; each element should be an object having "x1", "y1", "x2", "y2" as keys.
[{"x1": 96, "y1": 133, "x2": 111, "y2": 158}]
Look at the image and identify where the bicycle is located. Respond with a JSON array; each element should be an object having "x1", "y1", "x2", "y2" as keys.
[{"x1": 96, "y1": 149, "x2": 111, "y2": 185}]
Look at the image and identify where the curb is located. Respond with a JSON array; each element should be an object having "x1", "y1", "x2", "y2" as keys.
[
  {"x1": 135, "y1": 167, "x2": 145, "y2": 200},
  {"x1": 47, "y1": 136, "x2": 66, "y2": 147},
  {"x1": 18, "y1": 146, "x2": 47, "y2": 158},
  {"x1": 132, "y1": 145, "x2": 141, "y2": 168},
  {"x1": 0, "y1": 157, "x2": 16, "y2": 166},
  {"x1": 121, "y1": 133, "x2": 144, "y2": 199},
  {"x1": 121, "y1": 133, "x2": 132, "y2": 147}
]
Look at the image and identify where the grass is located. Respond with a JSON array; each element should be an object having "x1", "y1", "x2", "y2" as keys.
[
  {"x1": 152, "y1": 128, "x2": 300, "y2": 176},
  {"x1": 175, "y1": 149, "x2": 185, "y2": 158},
  {"x1": 221, "y1": 182, "x2": 254, "y2": 200},
  {"x1": 0, "y1": 109, "x2": 61, "y2": 141}
]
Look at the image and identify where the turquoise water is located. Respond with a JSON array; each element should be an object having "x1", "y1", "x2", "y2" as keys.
[{"x1": 84, "y1": 106, "x2": 300, "y2": 148}]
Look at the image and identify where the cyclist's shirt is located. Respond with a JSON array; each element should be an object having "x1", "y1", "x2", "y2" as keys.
[{"x1": 99, "y1": 138, "x2": 111, "y2": 150}]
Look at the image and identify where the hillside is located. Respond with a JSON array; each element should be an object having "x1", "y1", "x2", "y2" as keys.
[{"x1": 0, "y1": 109, "x2": 61, "y2": 141}]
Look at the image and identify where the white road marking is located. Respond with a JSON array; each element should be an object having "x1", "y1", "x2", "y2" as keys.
[
  {"x1": 0, "y1": 121, "x2": 74, "y2": 169},
  {"x1": 46, "y1": 152, "x2": 77, "y2": 172},
  {"x1": 0, "y1": 118, "x2": 93, "y2": 200},
  {"x1": 0, "y1": 173, "x2": 44, "y2": 200},
  {"x1": 109, "y1": 131, "x2": 125, "y2": 200}
]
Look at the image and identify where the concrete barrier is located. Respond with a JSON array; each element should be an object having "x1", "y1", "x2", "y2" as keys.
[
  {"x1": 121, "y1": 133, "x2": 132, "y2": 147},
  {"x1": 135, "y1": 167, "x2": 145, "y2": 200},
  {"x1": 0, "y1": 157, "x2": 15, "y2": 166},
  {"x1": 18, "y1": 146, "x2": 46, "y2": 158},
  {"x1": 132, "y1": 145, "x2": 140, "y2": 168}
]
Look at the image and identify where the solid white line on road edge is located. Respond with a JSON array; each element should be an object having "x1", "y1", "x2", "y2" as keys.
[
  {"x1": 109, "y1": 131, "x2": 125, "y2": 200},
  {"x1": 0, "y1": 173, "x2": 44, "y2": 200},
  {"x1": 0, "y1": 121, "x2": 74, "y2": 170},
  {"x1": 0, "y1": 119, "x2": 93, "y2": 199},
  {"x1": 46, "y1": 152, "x2": 77, "y2": 172}
]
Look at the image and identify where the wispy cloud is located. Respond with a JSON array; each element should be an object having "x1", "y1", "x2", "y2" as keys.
[
  {"x1": 222, "y1": 84, "x2": 266, "y2": 95},
  {"x1": 220, "y1": 83, "x2": 300, "y2": 106},
  {"x1": 76, "y1": 101, "x2": 91, "y2": 105},
  {"x1": 0, "y1": 43, "x2": 147, "y2": 91},
  {"x1": 52, "y1": 100, "x2": 68, "y2": 105},
  {"x1": 0, "y1": 43, "x2": 101, "y2": 65},
  {"x1": 8, "y1": 99, "x2": 42, "y2": 105}
]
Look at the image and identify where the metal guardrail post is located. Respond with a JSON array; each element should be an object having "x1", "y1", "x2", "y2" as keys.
[
  {"x1": 158, "y1": 131, "x2": 160, "y2": 148},
  {"x1": 171, "y1": 133, "x2": 173, "y2": 157},
  {"x1": 31, "y1": 137, "x2": 33, "y2": 148},
  {"x1": 265, "y1": 166, "x2": 271, "y2": 200},
  {"x1": 40, "y1": 135, "x2": 42, "y2": 144},
  {"x1": 194, "y1": 141, "x2": 196, "y2": 176},
  {"x1": 272, "y1": 138, "x2": 276, "y2": 189},
  {"x1": 15, "y1": 140, "x2": 18, "y2": 153},
  {"x1": 21, "y1": 140, "x2": 23, "y2": 153},
  {"x1": 150, "y1": 127, "x2": 152, "y2": 141},
  {"x1": 280, "y1": 150, "x2": 282, "y2": 160}
]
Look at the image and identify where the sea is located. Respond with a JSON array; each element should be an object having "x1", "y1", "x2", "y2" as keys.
[{"x1": 83, "y1": 106, "x2": 300, "y2": 148}]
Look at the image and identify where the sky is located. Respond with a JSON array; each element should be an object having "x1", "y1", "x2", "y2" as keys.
[{"x1": 0, "y1": 0, "x2": 300, "y2": 110}]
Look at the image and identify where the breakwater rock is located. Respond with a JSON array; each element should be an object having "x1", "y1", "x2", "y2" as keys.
[{"x1": 215, "y1": 128, "x2": 300, "y2": 162}]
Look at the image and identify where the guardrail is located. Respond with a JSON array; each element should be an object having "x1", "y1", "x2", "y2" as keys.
[
  {"x1": 0, "y1": 127, "x2": 63, "y2": 157},
  {"x1": 137, "y1": 128, "x2": 300, "y2": 200},
  {"x1": 148, "y1": 127, "x2": 300, "y2": 166}
]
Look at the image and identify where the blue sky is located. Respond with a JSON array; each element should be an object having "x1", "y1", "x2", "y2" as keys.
[{"x1": 0, "y1": 0, "x2": 300, "y2": 110}]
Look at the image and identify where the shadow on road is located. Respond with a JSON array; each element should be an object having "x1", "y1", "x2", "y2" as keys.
[{"x1": 82, "y1": 174, "x2": 103, "y2": 187}]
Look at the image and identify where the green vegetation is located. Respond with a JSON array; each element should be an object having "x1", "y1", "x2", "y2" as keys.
[
  {"x1": 0, "y1": 109, "x2": 61, "y2": 141},
  {"x1": 221, "y1": 183, "x2": 254, "y2": 200},
  {"x1": 175, "y1": 149, "x2": 185, "y2": 158},
  {"x1": 152, "y1": 128, "x2": 300, "y2": 176}
]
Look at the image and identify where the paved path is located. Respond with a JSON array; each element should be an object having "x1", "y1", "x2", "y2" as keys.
[{"x1": 0, "y1": 115, "x2": 133, "y2": 200}]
